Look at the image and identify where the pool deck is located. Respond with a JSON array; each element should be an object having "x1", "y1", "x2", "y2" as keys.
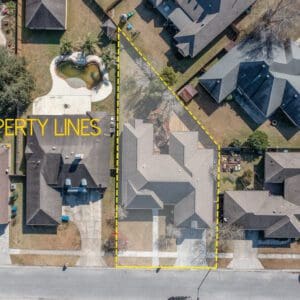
[{"x1": 33, "y1": 54, "x2": 112, "y2": 115}]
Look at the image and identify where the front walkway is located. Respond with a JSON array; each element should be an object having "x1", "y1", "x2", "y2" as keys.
[
  {"x1": 228, "y1": 240, "x2": 264, "y2": 270},
  {"x1": 0, "y1": 225, "x2": 10, "y2": 265}
]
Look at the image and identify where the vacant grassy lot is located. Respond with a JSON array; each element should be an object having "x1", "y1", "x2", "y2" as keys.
[
  {"x1": 9, "y1": 178, "x2": 81, "y2": 250},
  {"x1": 11, "y1": 254, "x2": 79, "y2": 266},
  {"x1": 113, "y1": 0, "x2": 232, "y2": 89},
  {"x1": 21, "y1": 0, "x2": 107, "y2": 98}
]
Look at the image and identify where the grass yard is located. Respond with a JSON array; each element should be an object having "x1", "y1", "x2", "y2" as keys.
[
  {"x1": 9, "y1": 178, "x2": 81, "y2": 250},
  {"x1": 21, "y1": 0, "x2": 108, "y2": 98},
  {"x1": 258, "y1": 241, "x2": 300, "y2": 255},
  {"x1": 118, "y1": 210, "x2": 154, "y2": 253},
  {"x1": 260, "y1": 259, "x2": 300, "y2": 270},
  {"x1": 118, "y1": 257, "x2": 152, "y2": 266},
  {"x1": 95, "y1": 0, "x2": 115, "y2": 11},
  {"x1": 221, "y1": 154, "x2": 263, "y2": 193},
  {"x1": 188, "y1": 86, "x2": 300, "y2": 147},
  {"x1": 11, "y1": 254, "x2": 79, "y2": 267},
  {"x1": 112, "y1": 0, "x2": 232, "y2": 89}
]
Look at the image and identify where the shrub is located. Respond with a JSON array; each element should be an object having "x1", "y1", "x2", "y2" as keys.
[
  {"x1": 60, "y1": 39, "x2": 73, "y2": 55},
  {"x1": 160, "y1": 66, "x2": 177, "y2": 86}
]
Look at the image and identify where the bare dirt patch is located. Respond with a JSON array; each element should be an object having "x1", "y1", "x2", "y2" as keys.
[
  {"x1": 260, "y1": 259, "x2": 300, "y2": 269},
  {"x1": 159, "y1": 258, "x2": 176, "y2": 266},
  {"x1": 217, "y1": 258, "x2": 232, "y2": 268},
  {"x1": 258, "y1": 241, "x2": 300, "y2": 255},
  {"x1": 11, "y1": 254, "x2": 79, "y2": 266},
  {"x1": 118, "y1": 257, "x2": 152, "y2": 266}
]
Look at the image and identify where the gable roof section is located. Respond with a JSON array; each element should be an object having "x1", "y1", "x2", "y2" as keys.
[{"x1": 25, "y1": 0, "x2": 67, "y2": 30}]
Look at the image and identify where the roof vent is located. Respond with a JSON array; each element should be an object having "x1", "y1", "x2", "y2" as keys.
[
  {"x1": 75, "y1": 153, "x2": 84, "y2": 160},
  {"x1": 65, "y1": 178, "x2": 72, "y2": 187},
  {"x1": 81, "y1": 178, "x2": 87, "y2": 187}
]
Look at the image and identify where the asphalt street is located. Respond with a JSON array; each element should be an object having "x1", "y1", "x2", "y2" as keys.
[{"x1": 0, "y1": 267, "x2": 299, "y2": 300}]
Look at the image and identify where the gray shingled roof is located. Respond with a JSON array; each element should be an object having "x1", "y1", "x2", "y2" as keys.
[
  {"x1": 149, "y1": 0, "x2": 255, "y2": 57},
  {"x1": 199, "y1": 40, "x2": 300, "y2": 127},
  {"x1": 25, "y1": 0, "x2": 67, "y2": 30},
  {"x1": 26, "y1": 113, "x2": 111, "y2": 226},
  {"x1": 224, "y1": 152, "x2": 300, "y2": 238},
  {"x1": 121, "y1": 119, "x2": 215, "y2": 228}
]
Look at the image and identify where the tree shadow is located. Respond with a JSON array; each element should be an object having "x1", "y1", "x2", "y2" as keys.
[
  {"x1": 82, "y1": 0, "x2": 107, "y2": 23},
  {"x1": 193, "y1": 85, "x2": 220, "y2": 117}
]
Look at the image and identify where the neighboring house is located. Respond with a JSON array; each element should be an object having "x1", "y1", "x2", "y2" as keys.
[
  {"x1": 199, "y1": 40, "x2": 300, "y2": 127},
  {"x1": 25, "y1": 113, "x2": 111, "y2": 226},
  {"x1": 148, "y1": 0, "x2": 255, "y2": 58},
  {"x1": 224, "y1": 152, "x2": 300, "y2": 238},
  {"x1": 25, "y1": 0, "x2": 67, "y2": 30},
  {"x1": 121, "y1": 119, "x2": 215, "y2": 229}
]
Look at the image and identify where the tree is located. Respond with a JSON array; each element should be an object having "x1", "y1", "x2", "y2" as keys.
[
  {"x1": 229, "y1": 138, "x2": 242, "y2": 148},
  {"x1": 60, "y1": 39, "x2": 73, "y2": 56},
  {"x1": 101, "y1": 47, "x2": 116, "y2": 70},
  {"x1": 160, "y1": 66, "x2": 177, "y2": 86},
  {"x1": 246, "y1": 130, "x2": 269, "y2": 151},
  {"x1": 242, "y1": 0, "x2": 300, "y2": 58},
  {"x1": 81, "y1": 35, "x2": 98, "y2": 56},
  {"x1": 0, "y1": 47, "x2": 34, "y2": 120},
  {"x1": 241, "y1": 169, "x2": 253, "y2": 187},
  {"x1": 166, "y1": 223, "x2": 182, "y2": 239}
]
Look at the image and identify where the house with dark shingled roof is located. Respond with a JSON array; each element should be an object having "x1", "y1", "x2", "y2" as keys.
[
  {"x1": 25, "y1": 0, "x2": 67, "y2": 30},
  {"x1": 199, "y1": 39, "x2": 300, "y2": 128},
  {"x1": 148, "y1": 0, "x2": 256, "y2": 58},
  {"x1": 25, "y1": 113, "x2": 111, "y2": 226}
]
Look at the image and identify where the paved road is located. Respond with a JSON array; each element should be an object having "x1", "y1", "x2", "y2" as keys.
[{"x1": 0, "y1": 267, "x2": 299, "y2": 300}]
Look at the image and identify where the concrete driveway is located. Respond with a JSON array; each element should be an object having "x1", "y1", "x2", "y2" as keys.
[
  {"x1": 0, "y1": 225, "x2": 10, "y2": 265},
  {"x1": 63, "y1": 191, "x2": 105, "y2": 267}
]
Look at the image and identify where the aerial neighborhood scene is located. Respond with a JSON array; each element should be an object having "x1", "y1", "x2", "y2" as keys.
[{"x1": 0, "y1": 0, "x2": 299, "y2": 299}]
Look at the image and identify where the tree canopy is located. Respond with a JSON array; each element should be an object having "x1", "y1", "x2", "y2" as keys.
[
  {"x1": 0, "y1": 47, "x2": 34, "y2": 119},
  {"x1": 247, "y1": 130, "x2": 269, "y2": 151}
]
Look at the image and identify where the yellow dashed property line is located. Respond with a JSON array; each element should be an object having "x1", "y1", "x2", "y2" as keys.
[
  {"x1": 116, "y1": 27, "x2": 221, "y2": 270},
  {"x1": 114, "y1": 28, "x2": 121, "y2": 268}
]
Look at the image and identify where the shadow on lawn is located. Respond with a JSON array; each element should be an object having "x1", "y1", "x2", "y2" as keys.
[
  {"x1": 22, "y1": 28, "x2": 64, "y2": 45},
  {"x1": 269, "y1": 110, "x2": 299, "y2": 141}
]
